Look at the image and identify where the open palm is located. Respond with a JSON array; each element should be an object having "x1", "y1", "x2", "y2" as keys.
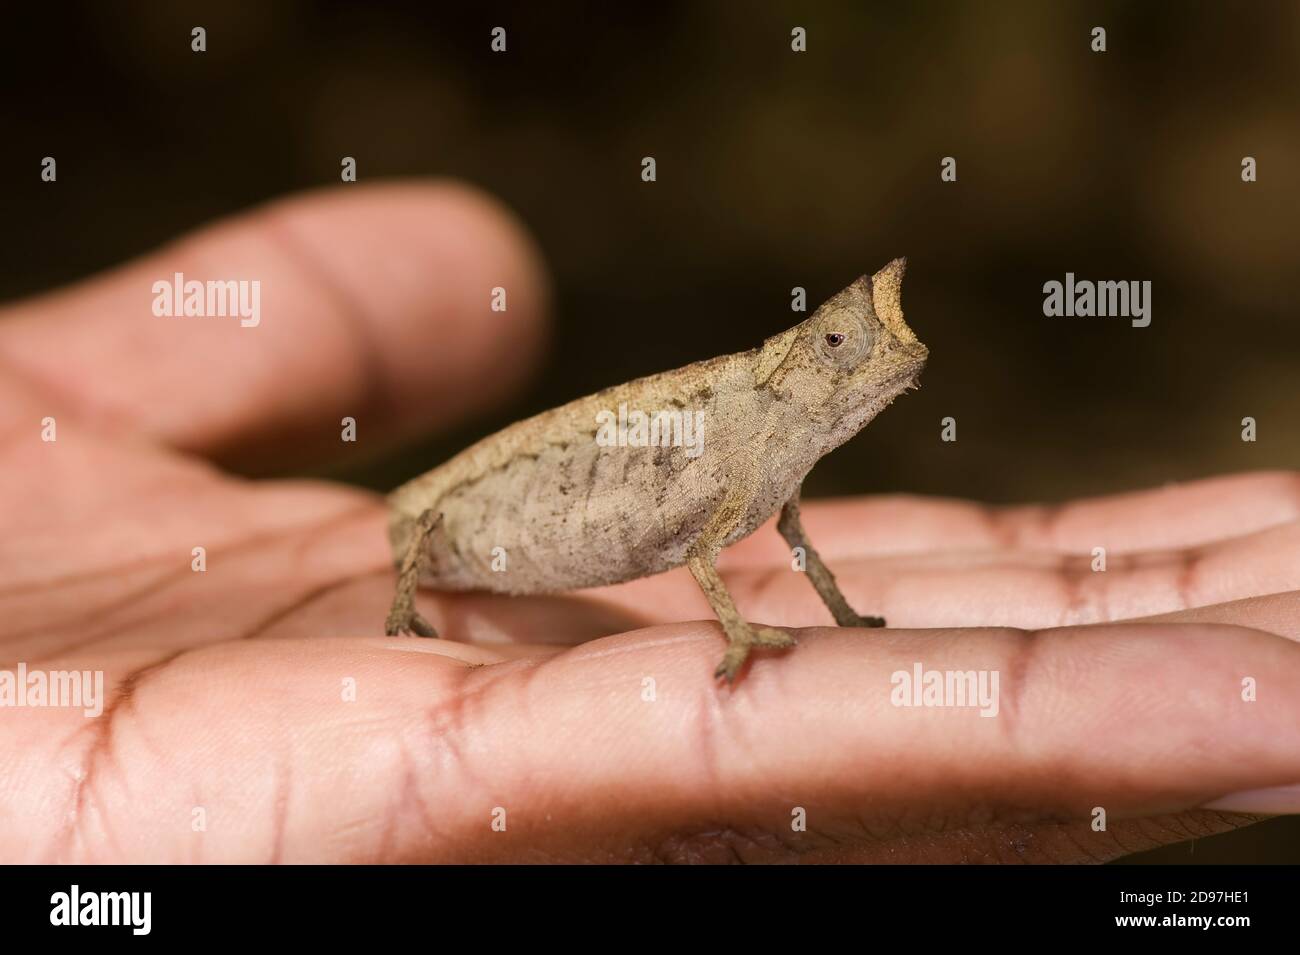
[{"x1": 1, "y1": 182, "x2": 1296, "y2": 863}]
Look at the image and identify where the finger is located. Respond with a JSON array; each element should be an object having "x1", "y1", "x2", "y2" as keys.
[
  {"x1": 1143, "y1": 590, "x2": 1300, "y2": 641},
  {"x1": 368, "y1": 620, "x2": 1300, "y2": 862},
  {"x1": 382, "y1": 520, "x2": 1300, "y2": 647},
  {"x1": 576, "y1": 520, "x2": 1300, "y2": 634},
  {"x1": 718, "y1": 472, "x2": 1300, "y2": 565},
  {"x1": 374, "y1": 475, "x2": 1300, "y2": 646},
  {"x1": 393, "y1": 474, "x2": 1300, "y2": 642},
  {"x1": 0, "y1": 181, "x2": 549, "y2": 469},
  {"x1": 25, "y1": 618, "x2": 1298, "y2": 862}
]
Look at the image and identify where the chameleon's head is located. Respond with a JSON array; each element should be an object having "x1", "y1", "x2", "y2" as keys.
[{"x1": 756, "y1": 258, "x2": 927, "y2": 449}]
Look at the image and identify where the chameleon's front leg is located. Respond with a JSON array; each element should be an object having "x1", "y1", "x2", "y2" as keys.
[
  {"x1": 777, "y1": 487, "x2": 885, "y2": 628},
  {"x1": 688, "y1": 486, "x2": 796, "y2": 682}
]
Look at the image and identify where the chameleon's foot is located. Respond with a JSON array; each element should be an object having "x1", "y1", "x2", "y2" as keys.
[
  {"x1": 751, "y1": 626, "x2": 797, "y2": 648},
  {"x1": 843, "y1": 613, "x2": 886, "y2": 628},
  {"x1": 713, "y1": 626, "x2": 796, "y2": 683},
  {"x1": 384, "y1": 607, "x2": 437, "y2": 638}
]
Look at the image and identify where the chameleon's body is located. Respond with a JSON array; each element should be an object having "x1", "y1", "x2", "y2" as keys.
[{"x1": 386, "y1": 258, "x2": 927, "y2": 679}]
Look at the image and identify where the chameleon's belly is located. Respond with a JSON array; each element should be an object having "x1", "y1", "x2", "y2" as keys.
[{"x1": 403, "y1": 433, "x2": 798, "y2": 595}]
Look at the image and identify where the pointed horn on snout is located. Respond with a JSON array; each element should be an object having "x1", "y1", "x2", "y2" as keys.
[{"x1": 870, "y1": 257, "x2": 916, "y2": 346}]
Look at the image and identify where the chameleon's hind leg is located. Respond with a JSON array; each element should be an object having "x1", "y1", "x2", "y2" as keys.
[
  {"x1": 384, "y1": 509, "x2": 443, "y2": 637},
  {"x1": 688, "y1": 484, "x2": 795, "y2": 683},
  {"x1": 777, "y1": 488, "x2": 884, "y2": 628}
]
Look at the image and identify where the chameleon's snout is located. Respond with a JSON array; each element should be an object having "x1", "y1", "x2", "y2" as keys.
[
  {"x1": 887, "y1": 336, "x2": 928, "y2": 392},
  {"x1": 892, "y1": 329, "x2": 928, "y2": 367}
]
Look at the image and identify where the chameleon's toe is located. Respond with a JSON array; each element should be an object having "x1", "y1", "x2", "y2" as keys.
[
  {"x1": 751, "y1": 627, "x2": 796, "y2": 648},
  {"x1": 714, "y1": 643, "x2": 752, "y2": 683},
  {"x1": 385, "y1": 609, "x2": 438, "y2": 638},
  {"x1": 846, "y1": 613, "x2": 886, "y2": 628},
  {"x1": 714, "y1": 627, "x2": 795, "y2": 682}
]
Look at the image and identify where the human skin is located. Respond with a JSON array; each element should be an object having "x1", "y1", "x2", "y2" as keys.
[{"x1": 0, "y1": 182, "x2": 1296, "y2": 863}]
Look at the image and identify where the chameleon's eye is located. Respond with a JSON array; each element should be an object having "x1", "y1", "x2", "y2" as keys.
[{"x1": 815, "y1": 314, "x2": 872, "y2": 367}]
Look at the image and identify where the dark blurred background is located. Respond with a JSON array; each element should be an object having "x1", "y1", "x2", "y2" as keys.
[{"x1": 3, "y1": 1, "x2": 1296, "y2": 862}]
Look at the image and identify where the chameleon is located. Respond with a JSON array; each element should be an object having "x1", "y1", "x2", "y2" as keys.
[{"x1": 384, "y1": 258, "x2": 927, "y2": 681}]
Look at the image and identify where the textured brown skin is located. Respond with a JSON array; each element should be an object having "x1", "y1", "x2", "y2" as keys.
[{"x1": 386, "y1": 258, "x2": 927, "y2": 679}]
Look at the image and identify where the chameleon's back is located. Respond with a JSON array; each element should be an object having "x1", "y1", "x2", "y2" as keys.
[{"x1": 387, "y1": 349, "x2": 812, "y2": 594}]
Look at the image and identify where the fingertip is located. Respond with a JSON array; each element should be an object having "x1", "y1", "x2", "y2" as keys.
[{"x1": 263, "y1": 180, "x2": 552, "y2": 445}]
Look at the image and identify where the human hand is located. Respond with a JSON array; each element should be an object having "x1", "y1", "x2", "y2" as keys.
[{"x1": 1, "y1": 182, "x2": 1296, "y2": 862}]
